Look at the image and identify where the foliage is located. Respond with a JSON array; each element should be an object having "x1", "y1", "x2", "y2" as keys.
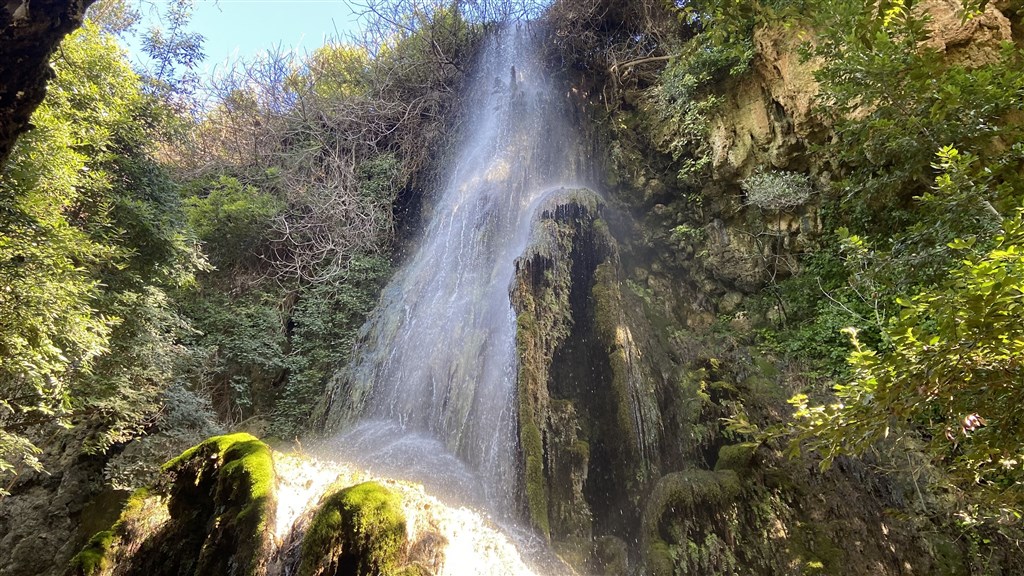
[
  {"x1": 175, "y1": 157, "x2": 395, "y2": 430},
  {"x1": 184, "y1": 176, "x2": 283, "y2": 268},
  {"x1": 741, "y1": 170, "x2": 813, "y2": 211},
  {"x1": 670, "y1": 0, "x2": 1024, "y2": 527},
  {"x1": 0, "y1": 22, "x2": 203, "y2": 485},
  {"x1": 300, "y1": 44, "x2": 373, "y2": 100},
  {"x1": 788, "y1": 161, "x2": 1024, "y2": 518},
  {"x1": 272, "y1": 256, "x2": 391, "y2": 437},
  {"x1": 649, "y1": 69, "x2": 716, "y2": 183},
  {"x1": 646, "y1": 40, "x2": 746, "y2": 185},
  {"x1": 176, "y1": 287, "x2": 286, "y2": 422},
  {"x1": 806, "y1": 0, "x2": 1024, "y2": 236},
  {"x1": 138, "y1": 0, "x2": 205, "y2": 101},
  {"x1": 102, "y1": 383, "x2": 221, "y2": 490},
  {"x1": 87, "y1": 0, "x2": 142, "y2": 36}
]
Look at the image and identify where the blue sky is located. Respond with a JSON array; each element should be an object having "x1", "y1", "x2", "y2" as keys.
[{"x1": 129, "y1": 0, "x2": 364, "y2": 72}]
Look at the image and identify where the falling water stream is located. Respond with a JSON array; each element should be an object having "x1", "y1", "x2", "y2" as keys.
[
  {"x1": 322, "y1": 25, "x2": 587, "y2": 511},
  {"x1": 307, "y1": 24, "x2": 591, "y2": 574}
]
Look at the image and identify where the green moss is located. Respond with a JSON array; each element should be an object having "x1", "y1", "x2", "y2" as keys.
[
  {"x1": 69, "y1": 530, "x2": 115, "y2": 576},
  {"x1": 68, "y1": 487, "x2": 157, "y2": 576},
  {"x1": 521, "y1": 416, "x2": 549, "y2": 537},
  {"x1": 646, "y1": 540, "x2": 675, "y2": 576},
  {"x1": 88, "y1": 433, "x2": 279, "y2": 576},
  {"x1": 642, "y1": 470, "x2": 742, "y2": 576},
  {"x1": 515, "y1": 308, "x2": 551, "y2": 538},
  {"x1": 789, "y1": 521, "x2": 846, "y2": 574},
  {"x1": 166, "y1": 433, "x2": 276, "y2": 576},
  {"x1": 592, "y1": 262, "x2": 645, "y2": 484},
  {"x1": 715, "y1": 442, "x2": 759, "y2": 474},
  {"x1": 298, "y1": 481, "x2": 408, "y2": 576}
]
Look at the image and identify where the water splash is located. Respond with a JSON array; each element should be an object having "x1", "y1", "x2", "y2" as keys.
[
  {"x1": 327, "y1": 24, "x2": 590, "y2": 517},
  {"x1": 271, "y1": 450, "x2": 561, "y2": 576}
]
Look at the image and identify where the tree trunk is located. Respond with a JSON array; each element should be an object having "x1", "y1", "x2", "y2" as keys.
[{"x1": 0, "y1": 0, "x2": 95, "y2": 168}]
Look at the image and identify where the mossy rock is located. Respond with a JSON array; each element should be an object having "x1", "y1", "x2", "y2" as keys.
[
  {"x1": 82, "y1": 433, "x2": 279, "y2": 576},
  {"x1": 714, "y1": 442, "x2": 760, "y2": 474},
  {"x1": 165, "y1": 433, "x2": 276, "y2": 576},
  {"x1": 68, "y1": 488, "x2": 158, "y2": 576},
  {"x1": 588, "y1": 535, "x2": 630, "y2": 575},
  {"x1": 298, "y1": 481, "x2": 409, "y2": 576},
  {"x1": 69, "y1": 530, "x2": 115, "y2": 576},
  {"x1": 641, "y1": 469, "x2": 741, "y2": 576}
]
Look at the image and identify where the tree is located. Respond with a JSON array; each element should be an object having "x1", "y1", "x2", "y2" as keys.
[
  {"x1": 0, "y1": 0, "x2": 97, "y2": 167},
  {"x1": 1, "y1": 20, "x2": 203, "y2": 489},
  {"x1": 788, "y1": 149, "x2": 1024, "y2": 518}
]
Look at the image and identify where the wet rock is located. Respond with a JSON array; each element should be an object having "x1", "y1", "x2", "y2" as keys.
[
  {"x1": 512, "y1": 188, "x2": 661, "y2": 543},
  {"x1": 297, "y1": 481, "x2": 410, "y2": 576}
]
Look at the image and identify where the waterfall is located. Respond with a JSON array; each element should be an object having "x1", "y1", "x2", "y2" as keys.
[{"x1": 325, "y1": 25, "x2": 589, "y2": 516}]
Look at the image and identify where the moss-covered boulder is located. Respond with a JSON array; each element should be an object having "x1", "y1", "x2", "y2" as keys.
[
  {"x1": 69, "y1": 433, "x2": 277, "y2": 576},
  {"x1": 68, "y1": 487, "x2": 168, "y2": 576},
  {"x1": 298, "y1": 481, "x2": 412, "y2": 576},
  {"x1": 641, "y1": 469, "x2": 742, "y2": 576},
  {"x1": 162, "y1": 433, "x2": 277, "y2": 576}
]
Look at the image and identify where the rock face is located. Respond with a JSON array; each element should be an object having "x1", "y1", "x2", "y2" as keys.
[
  {"x1": 511, "y1": 188, "x2": 663, "y2": 562},
  {"x1": 519, "y1": 3, "x2": 1024, "y2": 574},
  {"x1": 0, "y1": 0, "x2": 94, "y2": 167},
  {"x1": 920, "y1": 0, "x2": 1015, "y2": 65},
  {"x1": 709, "y1": 24, "x2": 822, "y2": 181},
  {"x1": 0, "y1": 440, "x2": 111, "y2": 576},
  {"x1": 504, "y1": 187, "x2": 979, "y2": 574}
]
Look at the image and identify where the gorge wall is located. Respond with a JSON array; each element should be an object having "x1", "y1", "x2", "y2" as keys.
[{"x1": 502, "y1": 0, "x2": 1024, "y2": 572}]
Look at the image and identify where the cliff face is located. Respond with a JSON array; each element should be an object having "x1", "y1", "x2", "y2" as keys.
[{"x1": 506, "y1": 1, "x2": 1024, "y2": 573}]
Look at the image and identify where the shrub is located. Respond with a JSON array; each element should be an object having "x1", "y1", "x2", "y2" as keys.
[{"x1": 741, "y1": 171, "x2": 813, "y2": 211}]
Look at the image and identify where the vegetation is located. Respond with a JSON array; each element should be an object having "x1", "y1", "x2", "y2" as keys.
[
  {"x1": 666, "y1": 0, "x2": 1024, "y2": 525},
  {"x1": 0, "y1": 20, "x2": 204, "y2": 490},
  {"x1": 741, "y1": 171, "x2": 813, "y2": 211},
  {"x1": 0, "y1": 0, "x2": 490, "y2": 492},
  {"x1": 568, "y1": 0, "x2": 1024, "y2": 564}
]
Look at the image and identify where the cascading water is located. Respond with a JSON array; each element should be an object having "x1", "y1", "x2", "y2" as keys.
[{"x1": 322, "y1": 24, "x2": 591, "y2": 519}]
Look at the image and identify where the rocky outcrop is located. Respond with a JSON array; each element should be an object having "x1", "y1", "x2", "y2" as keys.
[
  {"x1": 511, "y1": 188, "x2": 663, "y2": 563},
  {"x1": 709, "y1": 24, "x2": 821, "y2": 181},
  {"x1": 69, "y1": 433, "x2": 278, "y2": 576},
  {"x1": 567, "y1": 3, "x2": 1024, "y2": 574},
  {"x1": 920, "y1": 0, "x2": 1015, "y2": 65},
  {"x1": 0, "y1": 427, "x2": 113, "y2": 576},
  {"x1": 0, "y1": 0, "x2": 94, "y2": 167}
]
